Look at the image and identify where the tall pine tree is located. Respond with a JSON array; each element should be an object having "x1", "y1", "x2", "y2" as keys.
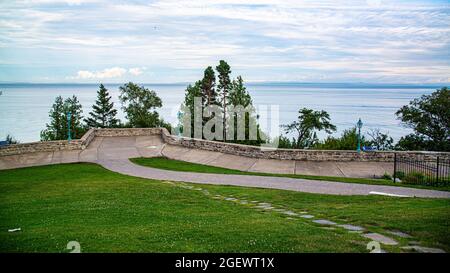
[
  {"x1": 85, "y1": 84, "x2": 119, "y2": 128},
  {"x1": 201, "y1": 66, "x2": 217, "y2": 107},
  {"x1": 216, "y1": 60, "x2": 232, "y2": 141}
]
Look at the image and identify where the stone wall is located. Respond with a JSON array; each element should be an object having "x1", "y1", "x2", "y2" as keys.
[
  {"x1": 0, "y1": 139, "x2": 83, "y2": 156},
  {"x1": 1, "y1": 127, "x2": 449, "y2": 162},
  {"x1": 93, "y1": 128, "x2": 162, "y2": 137},
  {"x1": 0, "y1": 128, "x2": 96, "y2": 157},
  {"x1": 160, "y1": 128, "x2": 450, "y2": 162}
]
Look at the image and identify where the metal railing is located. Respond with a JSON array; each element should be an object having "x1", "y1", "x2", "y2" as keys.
[{"x1": 393, "y1": 154, "x2": 450, "y2": 187}]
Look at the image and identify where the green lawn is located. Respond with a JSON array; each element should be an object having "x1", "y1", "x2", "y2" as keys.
[
  {"x1": 0, "y1": 163, "x2": 449, "y2": 253},
  {"x1": 130, "y1": 157, "x2": 450, "y2": 191}
]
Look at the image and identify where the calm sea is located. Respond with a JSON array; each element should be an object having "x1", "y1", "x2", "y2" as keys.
[{"x1": 0, "y1": 83, "x2": 444, "y2": 143}]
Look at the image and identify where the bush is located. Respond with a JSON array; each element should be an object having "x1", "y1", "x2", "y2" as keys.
[
  {"x1": 314, "y1": 127, "x2": 366, "y2": 150},
  {"x1": 381, "y1": 172, "x2": 392, "y2": 180},
  {"x1": 394, "y1": 171, "x2": 405, "y2": 180},
  {"x1": 403, "y1": 172, "x2": 426, "y2": 185}
]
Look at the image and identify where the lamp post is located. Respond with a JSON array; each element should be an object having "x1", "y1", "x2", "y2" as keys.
[
  {"x1": 356, "y1": 118, "x2": 363, "y2": 153},
  {"x1": 67, "y1": 111, "x2": 72, "y2": 142}
]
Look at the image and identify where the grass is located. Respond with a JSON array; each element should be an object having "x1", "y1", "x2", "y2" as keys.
[
  {"x1": 0, "y1": 163, "x2": 449, "y2": 253},
  {"x1": 130, "y1": 157, "x2": 450, "y2": 191}
]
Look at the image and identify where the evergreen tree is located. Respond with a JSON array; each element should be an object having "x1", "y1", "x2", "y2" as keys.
[
  {"x1": 201, "y1": 66, "x2": 217, "y2": 107},
  {"x1": 41, "y1": 95, "x2": 86, "y2": 140},
  {"x1": 64, "y1": 95, "x2": 85, "y2": 139},
  {"x1": 40, "y1": 96, "x2": 65, "y2": 141},
  {"x1": 85, "y1": 84, "x2": 119, "y2": 128},
  {"x1": 216, "y1": 60, "x2": 232, "y2": 140},
  {"x1": 228, "y1": 76, "x2": 264, "y2": 145}
]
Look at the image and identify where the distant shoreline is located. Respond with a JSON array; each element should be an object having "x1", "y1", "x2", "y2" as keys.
[{"x1": 0, "y1": 82, "x2": 448, "y2": 89}]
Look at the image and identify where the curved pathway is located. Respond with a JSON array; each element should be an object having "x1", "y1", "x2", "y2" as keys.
[{"x1": 98, "y1": 158, "x2": 450, "y2": 198}]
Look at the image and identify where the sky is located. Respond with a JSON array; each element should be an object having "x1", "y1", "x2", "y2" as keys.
[{"x1": 0, "y1": 0, "x2": 449, "y2": 84}]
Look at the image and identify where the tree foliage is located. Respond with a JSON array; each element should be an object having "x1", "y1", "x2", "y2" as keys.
[
  {"x1": 85, "y1": 84, "x2": 119, "y2": 128},
  {"x1": 396, "y1": 87, "x2": 449, "y2": 151},
  {"x1": 180, "y1": 61, "x2": 264, "y2": 145},
  {"x1": 366, "y1": 129, "x2": 394, "y2": 150},
  {"x1": 282, "y1": 108, "x2": 336, "y2": 149},
  {"x1": 314, "y1": 127, "x2": 363, "y2": 150},
  {"x1": 119, "y1": 82, "x2": 167, "y2": 128},
  {"x1": 41, "y1": 95, "x2": 86, "y2": 141}
]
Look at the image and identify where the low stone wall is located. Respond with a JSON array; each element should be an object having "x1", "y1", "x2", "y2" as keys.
[
  {"x1": 2, "y1": 127, "x2": 449, "y2": 162},
  {"x1": 0, "y1": 128, "x2": 96, "y2": 157},
  {"x1": 0, "y1": 139, "x2": 83, "y2": 156},
  {"x1": 161, "y1": 128, "x2": 450, "y2": 162},
  {"x1": 93, "y1": 128, "x2": 162, "y2": 137}
]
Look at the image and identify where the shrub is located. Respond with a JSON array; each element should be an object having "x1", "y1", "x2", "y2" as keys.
[{"x1": 381, "y1": 172, "x2": 392, "y2": 180}]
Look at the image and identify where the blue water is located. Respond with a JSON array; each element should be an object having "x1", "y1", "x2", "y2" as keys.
[{"x1": 0, "y1": 83, "x2": 444, "y2": 143}]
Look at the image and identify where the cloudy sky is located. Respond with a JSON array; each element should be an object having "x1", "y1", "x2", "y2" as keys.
[{"x1": 0, "y1": 0, "x2": 449, "y2": 83}]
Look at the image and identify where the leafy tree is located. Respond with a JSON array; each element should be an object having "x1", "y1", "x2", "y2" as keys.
[
  {"x1": 216, "y1": 60, "x2": 232, "y2": 140},
  {"x1": 396, "y1": 87, "x2": 449, "y2": 151},
  {"x1": 119, "y1": 82, "x2": 165, "y2": 128},
  {"x1": 276, "y1": 135, "x2": 297, "y2": 149},
  {"x1": 366, "y1": 128, "x2": 394, "y2": 150},
  {"x1": 283, "y1": 108, "x2": 336, "y2": 149},
  {"x1": 314, "y1": 127, "x2": 365, "y2": 150},
  {"x1": 84, "y1": 84, "x2": 119, "y2": 128},
  {"x1": 41, "y1": 95, "x2": 86, "y2": 140}
]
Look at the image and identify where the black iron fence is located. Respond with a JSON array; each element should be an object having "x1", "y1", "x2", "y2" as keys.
[{"x1": 393, "y1": 154, "x2": 450, "y2": 187}]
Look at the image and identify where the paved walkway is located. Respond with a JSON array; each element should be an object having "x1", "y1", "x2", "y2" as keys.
[{"x1": 1, "y1": 135, "x2": 449, "y2": 198}]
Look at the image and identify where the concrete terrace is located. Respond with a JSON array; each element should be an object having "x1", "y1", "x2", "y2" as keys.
[{"x1": 1, "y1": 134, "x2": 449, "y2": 198}]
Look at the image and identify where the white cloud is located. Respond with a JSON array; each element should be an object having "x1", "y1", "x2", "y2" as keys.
[
  {"x1": 71, "y1": 67, "x2": 127, "y2": 79},
  {"x1": 68, "y1": 66, "x2": 148, "y2": 80},
  {"x1": 128, "y1": 67, "x2": 144, "y2": 76}
]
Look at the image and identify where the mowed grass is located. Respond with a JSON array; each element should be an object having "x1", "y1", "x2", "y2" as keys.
[
  {"x1": 131, "y1": 157, "x2": 450, "y2": 191},
  {"x1": 0, "y1": 163, "x2": 449, "y2": 253}
]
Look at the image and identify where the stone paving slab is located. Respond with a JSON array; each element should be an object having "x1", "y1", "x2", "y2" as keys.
[
  {"x1": 338, "y1": 224, "x2": 365, "y2": 231},
  {"x1": 248, "y1": 158, "x2": 295, "y2": 174},
  {"x1": 313, "y1": 219, "x2": 337, "y2": 225},
  {"x1": 401, "y1": 246, "x2": 445, "y2": 253},
  {"x1": 387, "y1": 230, "x2": 412, "y2": 238},
  {"x1": 363, "y1": 233, "x2": 398, "y2": 245}
]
